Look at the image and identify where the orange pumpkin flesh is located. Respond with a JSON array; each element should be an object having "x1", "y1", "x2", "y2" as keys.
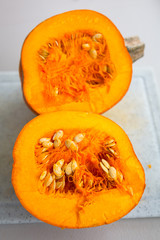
[
  {"x1": 12, "y1": 111, "x2": 145, "y2": 228},
  {"x1": 21, "y1": 10, "x2": 132, "y2": 114}
]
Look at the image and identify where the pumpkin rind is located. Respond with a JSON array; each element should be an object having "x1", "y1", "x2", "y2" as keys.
[
  {"x1": 20, "y1": 10, "x2": 132, "y2": 114},
  {"x1": 12, "y1": 111, "x2": 145, "y2": 228}
]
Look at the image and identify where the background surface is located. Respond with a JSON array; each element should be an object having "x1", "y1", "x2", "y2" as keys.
[
  {"x1": 0, "y1": 0, "x2": 160, "y2": 239},
  {"x1": 1, "y1": 0, "x2": 160, "y2": 87}
]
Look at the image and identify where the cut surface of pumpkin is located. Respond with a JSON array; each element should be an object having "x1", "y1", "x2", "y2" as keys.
[
  {"x1": 12, "y1": 111, "x2": 145, "y2": 228},
  {"x1": 20, "y1": 10, "x2": 132, "y2": 114}
]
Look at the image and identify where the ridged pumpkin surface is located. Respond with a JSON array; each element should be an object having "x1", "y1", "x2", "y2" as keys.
[
  {"x1": 12, "y1": 111, "x2": 145, "y2": 228},
  {"x1": 20, "y1": 10, "x2": 132, "y2": 114}
]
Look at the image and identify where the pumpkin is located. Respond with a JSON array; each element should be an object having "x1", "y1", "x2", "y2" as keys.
[
  {"x1": 20, "y1": 10, "x2": 132, "y2": 114},
  {"x1": 12, "y1": 111, "x2": 145, "y2": 228}
]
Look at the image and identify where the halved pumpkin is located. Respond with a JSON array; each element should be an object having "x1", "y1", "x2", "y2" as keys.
[
  {"x1": 20, "y1": 10, "x2": 132, "y2": 114},
  {"x1": 12, "y1": 111, "x2": 145, "y2": 228}
]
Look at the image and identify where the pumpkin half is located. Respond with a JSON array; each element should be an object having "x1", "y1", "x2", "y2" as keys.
[
  {"x1": 12, "y1": 111, "x2": 145, "y2": 228},
  {"x1": 20, "y1": 10, "x2": 132, "y2": 114}
]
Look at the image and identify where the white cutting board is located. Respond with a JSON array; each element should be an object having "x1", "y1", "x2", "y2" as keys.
[{"x1": 0, "y1": 68, "x2": 160, "y2": 224}]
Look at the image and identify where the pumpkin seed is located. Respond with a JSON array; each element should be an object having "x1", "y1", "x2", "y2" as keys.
[
  {"x1": 108, "y1": 147, "x2": 116, "y2": 155},
  {"x1": 108, "y1": 166, "x2": 117, "y2": 179},
  {"x1": 55, "y1": 174, "x2": 64, "y2": 180},
  {"x1": 107, "y1": 142, "x2": 116, "y2": 147},
  {"x1": 65, "y1": 139, "x2": 72, "y2": 148},
  {"x1": 74, "y1": 133, "x2": 85, "y2": 143},
  {"x1": 53, "y1": 87, "x2": 59, "y2": 96},
  {"x1": 41, "y1": 148, "x2": 48, "y2": 153},
  {"x1": 42, "y1": 141, "x2": 53, "y2": 148},
  {"x1": 42, "y1": 154, "x2": 49, "y2": 161},
  {"x1": 101, "y1": 159, "x2": 110, "y2": 169},
  {"x1": 118, "y1": 171, "x2": 123, "y2": 183},
  {"x1": 106, "y1": 153, "x2": 111, "y2": 159},
  {"x1": 55, "y1": 40, "x2": 59, "y2": 46},
  {"x1": 39, "y1": 55, "x2": 45, "y2": 60},
  {"x1": 53, "y1": 139, "x2": 61, "y2": 148},
  {"x1": 48, "y1": 43, "x2": 52, "y2": 48},
  {"x1": 89, "y1": 49, "x2": 97, "y2": 59},
  {"x1": 100, "y1": 162, "x2": 109, "y2": 174},
  {"x1": 65, "y1": 162, "x2": 72, "y2": 175},
  {"x1": 53, "y1": 130, "x2": 63, "y2": 140},
  {"x1": 53, "y1": 164, "x2": 62, "y2": 177},
  {"x1": 44, "y1": 173, "x2": 53, "y2": 187},
  {"x1": 82, "y1": 43, "x2": 90, "y2": 50},
  {"x1": 106, "y1": 139, "x2": 114, "y2": 145},
  {"x1": 40, "y1": 170, "x2": 47, "y2": 180},
  {"x1": 65, "y1": 139, "x2": 78, "y2": 151},
  {"x1": 92, "y1": 33, "x2": 102, "y2": 42},
  {"x1": 71, "y1": 159, "x2": 78, "y2": 172},
  {"x1": 56, "y1": 159, "x2": 64, "y2": 168},
  {"x1": 39, "y1": 49, "x2": 49, "y2": 59},
  {"x1": 39, "y1": 138, "x2": 50, "y2": 144}
]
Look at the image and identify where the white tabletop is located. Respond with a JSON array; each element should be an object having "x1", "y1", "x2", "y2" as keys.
[{"x1": 0, "y1": 0, "x2": 160, "y2": 239}]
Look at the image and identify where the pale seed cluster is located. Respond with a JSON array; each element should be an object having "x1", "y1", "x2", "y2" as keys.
[
  {"x1": 82, "y1": 33, "x2": 102, "y2": 60},
  {"x1": 105, "y1": 138, "x2": 119, "y2": 158},
  {"x1": 40, "y1": 158, "x2": 78, "y2": 192},
  {"x1": 38, "y1": 130, "x2": 85, "y2": 192},
  {"x1": 37, "y1": 131, "x2": 128, "y2": 194},
  {"x1": 100, "y1": 159, "x2": 117, "y2": 180},
  {"x1": 38, "y1": 130, "x2": 85, "y2": 152},
  {"x1": 38, "y1": 31, "x2": 116, "y2": 104}
]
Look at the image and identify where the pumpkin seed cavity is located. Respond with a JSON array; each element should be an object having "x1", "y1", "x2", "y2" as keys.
[
  {"x1": 38, "y1": 30, "x2": 116, "y2": 105},
  {"x1": 35, "y1": 129, "x2": 133, "y2": 196}
]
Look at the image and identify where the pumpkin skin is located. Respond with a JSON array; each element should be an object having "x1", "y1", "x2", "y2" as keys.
[
  {"x1": 12, "y1": 111, "x2": 145, "y2": 228},
  {"x1": 20, "y1": 10, "x2": 132, "y2": 114}
]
